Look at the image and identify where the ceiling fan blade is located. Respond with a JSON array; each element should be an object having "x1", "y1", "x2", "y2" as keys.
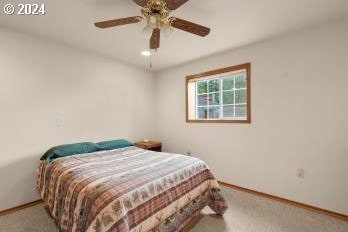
[
  {"x1": 95, "y1": 16, "x2": 142, "y2": 28},
  {"x1": 150, "y1": 28, "x2": 160, "y2": 49},
  {"x1": 165, "y1": 0, "x2": 189, "y2": 10},
  {"x1": 170, "y1": 17, "x2": 210, "y2": 37},
  {"x1": 133, "y1": 0, "x2": 148, "y2": 7}
]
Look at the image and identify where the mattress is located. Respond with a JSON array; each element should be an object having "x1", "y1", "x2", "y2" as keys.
[{"x1": 37, "y1": 146, "x2": 227, "y2": 232}]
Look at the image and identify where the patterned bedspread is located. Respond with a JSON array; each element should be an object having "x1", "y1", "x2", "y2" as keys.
[{"x1": 37, "y1": 146, "x2": 227, "y2": 232}]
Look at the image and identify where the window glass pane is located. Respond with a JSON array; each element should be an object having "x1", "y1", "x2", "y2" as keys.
[
  {"x1": 208, "y1": 93, "x2": 220, "y2": 105},
  {"x1": 223, "y1": 91, "x2": 234, "y2": 104},
  {"x1": 197, "y1": 107, "x2": 208, "y2": 119},
  {"x1": 235, "y1": 73, "x2": 246, "y2": 89},
  {"x1": 223, "y1": 78, "x2": 234, "y2": 90},
  {"x1": 208, "y1": 79, "x2": 220, "y2": 92},
  {"x1": 197, "y1": 94, "x2": 208, "y2": 106},
  {"x1": 208, "y1": 107, "x2": 220, "y2": 119},
  {"x1": 197, "y1": 81, "x2": 207, "y2": 94},
  {"x1": 223, "y1": 105, "x2": 234, "y2": 118},
  {"x1": 235, "y1": 104, "x2": 247, "y2": 117},
  {"x1": 235, "y1": 89, "x2": 246, "y2": 104},
  {"x1": 189, "y1": 64, "x2": 249, "y2": 122}
]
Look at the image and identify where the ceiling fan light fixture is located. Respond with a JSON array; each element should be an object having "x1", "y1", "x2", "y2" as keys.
[
  {"x1": 148, "y1": 15, "x2": 158, "y2": 28},
  {"x1": 142, "y1": 24, "x2": 153, "y2": 39},
  {"x1": 162, "y1": 23, "x2": 173, "y2": 37}
]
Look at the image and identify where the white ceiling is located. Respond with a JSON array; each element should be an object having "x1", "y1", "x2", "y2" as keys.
[{"x1": 1, "y1": 0, "x2": 348, "y2": 71}]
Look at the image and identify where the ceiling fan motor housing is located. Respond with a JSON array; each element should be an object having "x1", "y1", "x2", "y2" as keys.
[{"x1": 142, "y1": 0, "x2": 171, "y2": 28}]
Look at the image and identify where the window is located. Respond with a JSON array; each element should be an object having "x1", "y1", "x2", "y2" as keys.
[{"x1": 186, "y1": 63, "x2": 251, "y2": 123}]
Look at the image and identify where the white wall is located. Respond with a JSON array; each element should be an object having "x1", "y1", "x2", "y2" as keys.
[
  {"x1": 0, "y1": 28, "x2": 155, "y2": 210},
  {"x1": 154, "y1": 19, "x2": 348, "y2": 214}
]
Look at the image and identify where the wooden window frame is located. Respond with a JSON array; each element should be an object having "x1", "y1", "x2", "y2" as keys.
[{"x1": 186, "y1": 63, "x2": 251, "y2": 124}]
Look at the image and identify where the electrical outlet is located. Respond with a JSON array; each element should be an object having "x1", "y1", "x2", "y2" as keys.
[
  {"x1": 297, "y1": 169, "x2": 305, "y2": 178},
  {"x1": 56, "y1": 116, "x2": 65, "y2": 126}
]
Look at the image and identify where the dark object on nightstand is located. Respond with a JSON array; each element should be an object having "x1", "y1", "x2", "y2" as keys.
[{"x1": 135, "y1": 141, "x2": 162, "y2": 152}]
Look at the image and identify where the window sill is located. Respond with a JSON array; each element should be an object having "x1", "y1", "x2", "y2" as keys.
[{"x1": 186, "y1": 119, "x2": 251, "y2": 124}]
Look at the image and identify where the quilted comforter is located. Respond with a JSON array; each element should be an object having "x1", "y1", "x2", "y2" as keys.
[{"x1": 37, "y1": 146, "x2": 227, "y2": 232}]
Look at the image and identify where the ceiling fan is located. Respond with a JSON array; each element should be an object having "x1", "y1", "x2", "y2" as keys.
[{"x1": 94, "y1": 0, "x2": 210, "y2": 50}]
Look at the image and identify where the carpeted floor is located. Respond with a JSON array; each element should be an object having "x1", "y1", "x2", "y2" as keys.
[{"x1": 0, "y1": 187, "x2": 347, "y2": 232}]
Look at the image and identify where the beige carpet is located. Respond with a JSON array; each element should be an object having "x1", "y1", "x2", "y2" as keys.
[{"x1": 0, "y1": 187, "x2": 347, "y2": 232}]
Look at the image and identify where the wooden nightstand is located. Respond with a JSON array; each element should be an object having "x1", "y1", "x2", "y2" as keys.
[{"x1": 135, "y1": 141, "x2": 162, "y2": 152}]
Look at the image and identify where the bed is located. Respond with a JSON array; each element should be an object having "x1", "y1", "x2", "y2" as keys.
[{"x1": 37, "y1": 146, "x2": 227, "y2": 232}]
